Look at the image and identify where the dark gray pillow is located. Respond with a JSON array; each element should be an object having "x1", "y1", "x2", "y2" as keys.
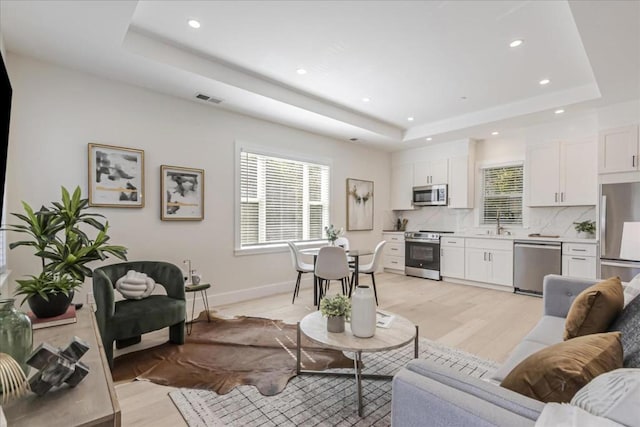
[{"x1": 609, "y1": 294, "x2": 640, "y2": 367}]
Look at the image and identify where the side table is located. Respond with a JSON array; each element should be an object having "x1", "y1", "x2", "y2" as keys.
[{"x1": 185, "y1": 283, "x2": 211, "y2": 335}]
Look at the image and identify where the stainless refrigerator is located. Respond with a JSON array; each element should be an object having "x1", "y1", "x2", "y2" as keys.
[{"x1": 600, "y1": 182, "x2": 640, "y2": 281}]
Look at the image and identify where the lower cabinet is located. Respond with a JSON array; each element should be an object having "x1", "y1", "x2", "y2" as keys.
[
  {"x1": 465, "y1": 239, "x2": 514, "y2": 287},
  {"x1": 441, "y1": 237, "x2": 465, "y2": 279},
  {"x1": 561, "y1": 243, "x2": 597, "y2": 279},
  {"x1": 382, "y1": 232, "x2": 405, "y2": 274}
]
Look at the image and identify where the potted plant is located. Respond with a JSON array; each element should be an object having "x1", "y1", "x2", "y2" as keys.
[
  {"x1": 573, "y1": 220, "x2": 596, "y2": 238},
  {"x1": 5, "y1": 186, "x2": 128, "y2": 317},
  {"x1": 320, "y1": 294, "x2": 351, "y2": 333},
  {"x1": 324, "y1": 224, "x2": 344, "y2": 245}
]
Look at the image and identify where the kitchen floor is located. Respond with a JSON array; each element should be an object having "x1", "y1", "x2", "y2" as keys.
[{"x1": 115, "y1": 272, "x2": 542, "y2": 426}]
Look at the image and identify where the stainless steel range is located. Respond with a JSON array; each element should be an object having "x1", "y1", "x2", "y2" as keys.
[{"x1": 404, "y1": 230, "x2": 454, "y2": 280}]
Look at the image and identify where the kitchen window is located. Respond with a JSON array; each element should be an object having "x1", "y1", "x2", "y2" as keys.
[
  {"x1": 239, "y1": 148, "x2": 330, "y2": 249},
  {"x1": 481, "y1": 164, "x2": 523, "y2": 225}
]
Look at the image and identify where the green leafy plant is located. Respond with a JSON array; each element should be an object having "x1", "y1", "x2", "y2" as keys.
[
  {"x1": 573, "y1": 220, "x2": 596, "y2": 235},
  {"x1": 4, "y1": 186, "x2": 128, "y2": 303},
  {"x1": 320, "y1": 294, "x2": 351, "y2": 318}
]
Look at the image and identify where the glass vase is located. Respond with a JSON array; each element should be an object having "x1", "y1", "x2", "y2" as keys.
[
  {"x1": 0, "y1": 298, "x2": 33, "y2": 379},
  {"x1": 350, "y1": 286, "x2": 376, "y2": 338}
]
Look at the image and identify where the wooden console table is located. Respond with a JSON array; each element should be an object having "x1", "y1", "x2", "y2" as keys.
[{"x1": 4, "y1": 308, "x2": 121, "y2": 426}]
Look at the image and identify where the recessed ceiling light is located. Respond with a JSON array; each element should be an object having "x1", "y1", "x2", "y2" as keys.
[
  {"x1": 555, "y1": 109, "x2": 565, "y2": 114},
  {"x1": 509, "y1": 39, "x2": 524, "y2": 48},
  {"x1": 407, "y1": 117, "x2": 414, "y2": 122},
  {"x1": 539, "y1": 79, "x2": 551, "y2": 85},
  {"x1": 426, "y1": 137, "x2": 433, "y2": 141},
  {"x1": 491, "y1": 131, "x2": 500, "y2": 136},
  {"x1": 187, "y1": 19, "x2": 201, "y2": 29},
  {"x1": 362, "y1": 97, "x2": 370, "y2": 103},
  {"x1": 296, "y1": 68, "x2": 307, "y2": 75}
]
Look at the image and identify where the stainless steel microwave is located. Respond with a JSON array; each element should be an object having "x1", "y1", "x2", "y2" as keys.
[{"x1": 412, "y1": 184, "x2": 448, "y2": 206}]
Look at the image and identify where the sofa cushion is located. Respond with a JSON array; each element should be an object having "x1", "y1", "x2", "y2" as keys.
[
  {"x1": 500, "y1": 332, "x2": 623, "y2": 403},
  {"x1": 523, "y1": 316, "x2": 565, "y2": 346},
  {"x1": 570, "y1": 368, "x2": 640, "y2": 427},
  {"x1": 564, "y1": 277, "x2": 623, "y2": 340},
  {"x1": 113, "y1": 295, "x2": 185, "y2": 339},
  {"x1": 608, "y1": 292, "x2": 640, "y2": 368},
  {"x1": 622, "y1": 273, "x2": 640, "y2": 307},
  {"x1": 535, "y1": 403, "x2": 624, "y2": 427},
  {"x1": 492, "y1": 340, "x2": 548, "y2": 383}
]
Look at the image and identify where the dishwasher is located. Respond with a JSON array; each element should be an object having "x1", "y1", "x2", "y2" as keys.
[{"x1": 513, "y1": 240, "x2": 562, "y2": 295}]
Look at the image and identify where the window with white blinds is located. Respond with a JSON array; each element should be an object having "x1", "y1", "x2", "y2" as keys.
[
  {"x1": 481, "y1": 164, "x2": 523, "y2": 225},
  {"x1": 239, "y1": 150, "x2": 330, "y2": 247}
]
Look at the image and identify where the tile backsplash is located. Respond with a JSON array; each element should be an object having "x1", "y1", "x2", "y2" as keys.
[{"x1": 389, "y1": 205, "x2": 596, "y2": 238}]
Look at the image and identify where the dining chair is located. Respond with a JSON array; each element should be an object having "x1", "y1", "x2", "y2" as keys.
[
  {"x1": 350, "y1": 240, "x2": 386, "y2": 305},
  {"x1": 315, "y1": 246, "x2": 350, "y2": 305},
  {"x1": 287, "y1": 241, "x2": 315, "y2": 303},
  {"x1": 335, "y1": 236, "x2": 355, "y2": 266}
]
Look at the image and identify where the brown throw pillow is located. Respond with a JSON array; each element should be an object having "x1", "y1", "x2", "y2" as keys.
[
  {"x1": 501, "y1": 332, "x2": 623, "y2": 403},
  {"x1": 564, "y1": 277, "x2": 623, "y2": 340}
]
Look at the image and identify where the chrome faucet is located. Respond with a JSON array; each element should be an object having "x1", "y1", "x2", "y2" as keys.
[{"x1": 496, "y1": 209, "x2": 505, "y2": 235}]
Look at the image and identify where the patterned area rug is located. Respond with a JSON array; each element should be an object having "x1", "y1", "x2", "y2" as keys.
[{"x1": 169, "y1": 337, "x2": 500, "y2": 426}]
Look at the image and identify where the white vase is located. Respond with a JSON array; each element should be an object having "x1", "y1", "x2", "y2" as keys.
[{"x1": 350, "y1": 286, "x2": 376, "y2": 338}]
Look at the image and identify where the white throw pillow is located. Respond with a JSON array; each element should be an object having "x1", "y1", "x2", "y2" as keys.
[
  {"x1": 623, "y1": 274, "x2": 640, "y2": 307},
  {"x1": 535, "y1": 403, "x2": 623, "y2": 427},
  {"x1": 115, "y1": 270, "x2": 156, "y2": 300},
  {"x1": 570, "y1": 368, "x2": 640, "y2": 427}
]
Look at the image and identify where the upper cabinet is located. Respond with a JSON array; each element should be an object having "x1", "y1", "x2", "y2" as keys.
[
  {"x1": 527, "y1": 139, "x2": 597, "y2": 207},
  {"x1": 448, "y1": 154, "x2": 475, "y2": 209},
  {"x1": 599, "y1": 125, "x2": 639, "y2": 174},
  {"x1": 390, "y1": 163, "x2": 414, "y2": 211},
  {"x1": 413, "y1": 159, "x2": 448, "y2": 186}
]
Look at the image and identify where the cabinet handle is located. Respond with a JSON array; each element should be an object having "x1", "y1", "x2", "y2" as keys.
[
  {"x1": 571, "y1": 257, "x2": 587, "y2": 261},
  {"x1": 555, "y1": 193, "x2": 558, "y2": 202},
  {"x1": 391, "y1": 248, "x2": 398, "y2": 251},
  {"x1": 489, "y1": 252, "x2": 493, "y2": 262},
  {"x1": 483, "y1": 252, "x2": 487, "y2": 261},
  {"x1": 573, "y1": 249, "x2": 587, "y2": 252},
  {"x1": 441, "y1": 249, "x2": 443, "y2": 257},
  {"x1": 561, "y1": 192, "x2": 564, "y2": 202},
  {"x1": 634, "y1": 155, "x2": 637, "y2": 168}
]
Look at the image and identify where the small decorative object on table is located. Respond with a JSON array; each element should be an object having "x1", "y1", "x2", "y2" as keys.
[
  {"x1": 324, "y1": 224, "x2": 344, "y2": 246},
  {"x1": 0, "y1": 299, "x2": 33, "y2": 379},
  {"x1": 0, "y1": 353, "x2": 29, "y2": 402},
  {"x1": 320, "y1": 294, "x2": 351, "y2": 333},
  {"x1": 351, "y1": 286, "x2": 377, "y2": 338},
  {"x1": 27, "y1": 336, "x2": 90, "y2": 396},
  {"x1": 115, "y1": 270, "x2": 156, "y2": 300},
  {"x1": 573, "y1": 220, "x2": 596, "y2": 238}
]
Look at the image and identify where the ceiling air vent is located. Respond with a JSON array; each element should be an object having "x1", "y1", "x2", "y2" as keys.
[{"x1": 195, "y1": 93, "x2": 224, "y2": 104}]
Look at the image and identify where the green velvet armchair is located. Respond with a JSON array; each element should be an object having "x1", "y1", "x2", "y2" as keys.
[{"x1": 93, "y1": 261, "x2": 186, "y2": 369}]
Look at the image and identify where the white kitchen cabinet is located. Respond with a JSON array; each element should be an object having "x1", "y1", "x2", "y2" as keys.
[
  {"x1": 527, "y1": 139, "x2": 596, "y2": 207},
  {"x1": 390, "y1": 163, "x2": 414, "y2": 210},
  {"x1": 414, "y1": 159, "x2": 448, "y2": 186},
  {"x1": 448, "y1": 154, "x2": 475, "y2": 209},
  {"x1": 382, "y1": 232, "x2": 405, "y2": 273},
  {"x1": 465, "y1": 238, "x2": 513, "y2": 286},
  {"x1": 599, "y1": 125, "x2": 639, "y2": 174},
  {"x1": 441, "y1": 237, "x2": 465, "y2": 279},
  {"x1": 562, "y1": 243, "x2": 597, "y2": 279}
]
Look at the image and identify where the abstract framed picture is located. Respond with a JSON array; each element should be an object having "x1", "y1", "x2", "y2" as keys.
[
  {"x1": 346, "y1": 178, "x2": 373, "y2": 231},
  {"x1": 88, "y1": 143, "x2": 144, "y2": 207},
  {"x1": 161, "y1": 165, "x2": 204, "y2": 221}
]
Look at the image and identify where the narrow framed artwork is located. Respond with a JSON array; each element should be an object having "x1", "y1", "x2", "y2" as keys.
[
  {"x1": 346, "y1": 178, "x2": 374, "y2": 231},
  {"x1": 161, "y1": 165, "x2": 204, "y2": 221},
  {"x1": 88, "y1": 143, "x2": 144, "y2": 207}
]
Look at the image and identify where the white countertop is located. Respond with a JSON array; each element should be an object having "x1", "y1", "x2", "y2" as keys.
[{"x1": 448, "y1": 233, "x2": 598, "y2": 244}]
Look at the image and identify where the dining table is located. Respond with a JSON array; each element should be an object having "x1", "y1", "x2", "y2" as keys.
[{"x1": 300, "y1": 247, "x2": 373, "y2": 307}]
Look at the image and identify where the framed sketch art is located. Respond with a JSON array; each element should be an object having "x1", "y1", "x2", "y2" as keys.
[
  {"x1": 88, "y1": 143, "x2": 144, "y2": 207},
  {"x1": 346, "y1": 178, "x2": 374, "y2": 231},
  {"x1": 161, "y1": 165, "x2": 204, "y2": 221}
]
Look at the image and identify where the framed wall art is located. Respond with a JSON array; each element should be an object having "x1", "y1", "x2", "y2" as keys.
[
  {"x1": 88, "y1": 143, "x2": 144, "y2": 207},
  {"x1": 346, "y1": 178, "x2": 373, "y2": 231},
  {"x1": 161, "y1": 165, "x2": 204, "y2": 221}
]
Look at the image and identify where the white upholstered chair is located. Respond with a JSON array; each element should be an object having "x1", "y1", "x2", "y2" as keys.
[
  {"x1": 287, "y1": 241, "x2": 314, "y2": 303},
  {"x1": 315, "y1": 246, "x2": 350, "y2": 303},
  {"x1": 350, "y1": 240, "x2": 386, "y2": 305}
]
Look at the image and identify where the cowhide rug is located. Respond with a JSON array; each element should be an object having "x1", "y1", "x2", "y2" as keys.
[{"x1": 112, "y1": 312, "x2": 355, "y2": 396}]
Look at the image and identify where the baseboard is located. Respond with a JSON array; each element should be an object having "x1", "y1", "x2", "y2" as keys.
[
  {"x1": 188, "y1": 276, "x2": 315, "y2": 306},
  {"x1": 442, "y1": 277, "x2": 514, "y2": 293}
]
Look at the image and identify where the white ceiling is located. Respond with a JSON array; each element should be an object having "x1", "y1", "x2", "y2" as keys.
[{"x1": 1, "y1": 1, "x2": 639, "y2": 150}]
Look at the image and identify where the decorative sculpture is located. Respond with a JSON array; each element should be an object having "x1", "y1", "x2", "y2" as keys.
[
  {"x1": 0, "y1": 353, "x2": 29, "y2": 403},
  {"x1": 115, "y1": 270, "x2": 156, "y2": 299},
  {"x1": 26, "y1": 336, "x2": 90, "y2": 396}
]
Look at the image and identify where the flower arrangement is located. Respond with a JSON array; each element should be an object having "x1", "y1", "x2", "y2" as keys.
[
  {"x1": 324, "y1": 224, "x2": 344, "y2": 243},
  {"x1": 573, "y1": 220, "x2": 596, "y2": 236},
  {"x1": 320, "y1": 294, "x2": 351, "y2": 318}
]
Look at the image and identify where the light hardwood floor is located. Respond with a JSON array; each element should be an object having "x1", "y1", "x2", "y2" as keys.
[{"x1": 115, "y1": 272, "x2": 542, "y2": 426}]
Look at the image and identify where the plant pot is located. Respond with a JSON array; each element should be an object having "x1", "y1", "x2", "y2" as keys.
[
  {"x1": 27, "y1": 291, "x2": 74, "y2": 318},
  {"x1": 350, "y1": 286, "x2": 376, "y2": 338},
  {"x1": 326, "y1": 315, "x2": 345, "y2": 333}
]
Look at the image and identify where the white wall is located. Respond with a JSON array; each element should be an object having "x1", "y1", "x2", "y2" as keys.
[{"x1": 4, "y1": 54, "x2": 391, "y2": 304}]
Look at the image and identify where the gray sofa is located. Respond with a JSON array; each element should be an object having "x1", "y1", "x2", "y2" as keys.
[{"x1": 391, "y1": 274, "x2": 600, "y2": 426}]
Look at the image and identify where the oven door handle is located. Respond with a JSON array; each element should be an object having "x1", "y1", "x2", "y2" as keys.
[{"x1": 406, "y1": 239, "x2": 440, "y2": 243}]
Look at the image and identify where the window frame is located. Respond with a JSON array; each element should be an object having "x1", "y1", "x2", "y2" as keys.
[
  {"x1": 476, "y1": 161, "x2": 526, "y2": 229},
  {"x1": 234, "y1": 141, "x2": 332, "y2": 255}
]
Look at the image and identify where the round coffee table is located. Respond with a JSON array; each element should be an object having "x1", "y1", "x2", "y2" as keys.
[{"x1": 297, "y1": 311, "x2": 418, "y2": 416}]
